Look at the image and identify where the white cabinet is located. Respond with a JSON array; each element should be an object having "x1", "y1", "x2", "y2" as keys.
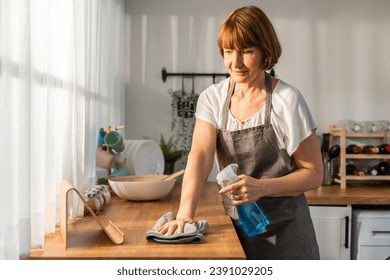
[
  {"x1": 352, "y1": 209, "x2": 390, "y2": 260},
  {"x1": 309, "y1": 205, "x2": 351, "y2": 259}
]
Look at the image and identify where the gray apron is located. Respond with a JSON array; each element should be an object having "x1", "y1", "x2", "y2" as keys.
[{"x1": 216, "y1": 73, "x2": 319, "y2": 260}]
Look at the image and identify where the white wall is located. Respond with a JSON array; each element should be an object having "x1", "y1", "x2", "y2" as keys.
[{"x1": 123, "y1": 0, "x2": 390, "y2": 176}]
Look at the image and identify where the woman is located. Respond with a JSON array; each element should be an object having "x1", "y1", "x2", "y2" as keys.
[{"x1": 158, "y1": 5, "x2": 323, "y2": 260}]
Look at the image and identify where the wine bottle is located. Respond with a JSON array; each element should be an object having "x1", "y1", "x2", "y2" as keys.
[
  {"x1": 367, "y1": 166, "x2": 378, "y2": 176},
  {"x1": 346, "y1": 163, "x2": 365, "y2": 176},
  {"x1": 346, "y1": 144, "x2": 361, "y2": 154},
  {"x1": 361, "y1": 145, "x2": 379, "y2": 154},
  {"x1": 346, "y1": 164, "x2": 356, "y2": 175},
  {"x1": 377, "y1": 161, "x2": 390, "y2": 175},
  {"x1": 378, "y1": 143, "x2": 390, "y2": 154}
]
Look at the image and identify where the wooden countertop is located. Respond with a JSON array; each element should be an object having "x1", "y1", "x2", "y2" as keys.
[
  {"x1": 27, "y1": 181, "x2": 390, "y2": 260},
  {"x1": 28, "y1": 182, "x2": 245, "y2": 260},
  {"x1": 305, "y1": 184, "x2": 390, "y2": 205}
]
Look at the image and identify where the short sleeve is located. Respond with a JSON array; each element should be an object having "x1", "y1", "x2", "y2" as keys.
[
  {"x1": 271, "y1": 85, "x2": 317, "y2": 156},
  {"x1": 194, "y1": 79, "x2": 229, "y2": 129},
  {"x1": 195, "y1": 90, "x2": 217, "y2": 128}
]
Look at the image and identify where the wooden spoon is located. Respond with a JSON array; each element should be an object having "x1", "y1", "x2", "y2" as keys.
[{"x1": 163, "y1": 169, "x2": 185, "y2": 181}]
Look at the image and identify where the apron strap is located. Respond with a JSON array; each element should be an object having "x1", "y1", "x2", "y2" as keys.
[
  {"x1": 221, "y1": 73, "x2": 273, "y2": 129},
  {"x1": 221, "y1": 79, "x2": 235, "y2": 129},
  {"x1": 264, "y1": 72, "x2": 272, "y2": 126}
]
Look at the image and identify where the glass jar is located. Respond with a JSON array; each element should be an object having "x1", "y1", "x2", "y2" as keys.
[
  {"x1": 373, "y1": 120, "x2": 389, "y2": 132},
  {"x1": 84, "y1": 191, "x2": 101, "y2": 214},
  {"x1": 96, "y1": 185, "x2": 111, "y2": 205},
  {"x1": 91, "y1": 188, "x2": 105, "y2": 209},
  {"x1": 338, "y1": 119, "x2": 362, "y2": 133}
]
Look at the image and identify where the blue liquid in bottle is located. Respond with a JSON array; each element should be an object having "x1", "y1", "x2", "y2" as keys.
[
  {"x1": 236, "y1": 202, "x2": 270, "y2": 237},
  {"x1": 217, "y1": 163, "x2": 270, "y2": 237}
]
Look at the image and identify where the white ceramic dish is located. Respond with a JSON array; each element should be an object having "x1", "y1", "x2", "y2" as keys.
[
  {"x1": 124, "y1": 140, "x2": 164, "y2": 175},
  {"x1": 108, "y1": 175, "x2": 175, "y2": 201}
]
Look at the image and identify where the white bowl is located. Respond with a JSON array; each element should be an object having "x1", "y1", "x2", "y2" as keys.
[{"x1": 108, "y1": 175, "x2": 176, "y2": 201}]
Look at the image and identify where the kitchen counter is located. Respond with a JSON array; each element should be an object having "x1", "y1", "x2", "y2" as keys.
[
  {"x1": 27, "y1": 181, "x2": 390, "y2": 260},
  {"x1": 305, "y1": 183, "x2": 390, "y2": 205},
  {"x1": 28, "y1": 182, "x2": 245, "y2": 260}
]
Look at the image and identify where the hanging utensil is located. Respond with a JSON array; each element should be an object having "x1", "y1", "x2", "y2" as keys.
[
  {"x1": 328, "y1": 144, "x2": 340, "y2": 161},
  {"x1": 321, "y1": 133, "x2": 330, "y2": 160},
  {"x1": 191, "y1": 74, "x2": 195, "y2": 95},
  {"x1": 181, "y1": 75, "x2": 185, "y2": 96}
]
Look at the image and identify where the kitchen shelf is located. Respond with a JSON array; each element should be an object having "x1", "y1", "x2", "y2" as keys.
[
  {"x1": 329, "y1": 124, "x2": 390, "y2": 189},
  {"x1": 338, "y1": 175, "x2": 390, "y2": 181},
  {"x1": 329, "y1": 128, "x2": 390, "y2": 139},
  {"x1": 346, "y1": 154, "x2": 390, "y2": 160}
]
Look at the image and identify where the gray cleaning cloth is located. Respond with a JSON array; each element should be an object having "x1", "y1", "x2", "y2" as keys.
[{"x1": 145, "y1": 212, "x2": 208, "y2": 244}]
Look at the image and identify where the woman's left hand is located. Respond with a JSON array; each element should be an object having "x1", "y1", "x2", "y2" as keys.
[{"x1": 219, "y1": 175, "x2": 265, "y2": 205}]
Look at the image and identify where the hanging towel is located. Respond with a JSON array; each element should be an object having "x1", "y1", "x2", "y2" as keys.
[{"x1": 145, "y1": 212, "x2": 208, "y2": 244}]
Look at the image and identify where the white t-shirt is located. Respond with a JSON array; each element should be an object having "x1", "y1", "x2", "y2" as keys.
[{"x1": 195, "y1": 78, "x2": 317, "y2": 156}]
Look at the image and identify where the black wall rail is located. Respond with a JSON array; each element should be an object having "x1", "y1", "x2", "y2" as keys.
[{"x1": 161, "y1": 67, "x2": 229, "y2": 84}]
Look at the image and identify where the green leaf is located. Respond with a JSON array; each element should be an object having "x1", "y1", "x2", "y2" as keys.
[{"x1": 159, "y1": 133, "x2": 185, "y2": 160}]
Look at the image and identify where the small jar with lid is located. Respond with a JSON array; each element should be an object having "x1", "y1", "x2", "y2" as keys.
[
  {"x1": 84, "y1": 191, "x2": 101, "y2": 214},
  {"x1": 338, "y1": 119, "x2": 362, "y2": 133},
  {"x1": 91, "y1": 188, "x2": 105, "y2": 209},
  {"x1": 96, "y1": 185, "x2": 111, "y2": 205}
]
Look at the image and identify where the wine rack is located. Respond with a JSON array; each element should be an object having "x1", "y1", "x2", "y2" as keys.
[{"x1": 328, "y1": 124, "x2": 390, "y2": 188}]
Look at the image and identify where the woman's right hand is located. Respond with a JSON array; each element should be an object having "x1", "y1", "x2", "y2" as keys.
[
  {"x1": 157, "y1": 119, "x2": 215, "y2": 236},
  {"x1": 156, "y1": 218, "x2": 196, "y2": 236}
]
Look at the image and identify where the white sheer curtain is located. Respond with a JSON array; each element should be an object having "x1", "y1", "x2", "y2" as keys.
[{"x1": 0, "y1": 0, "x2": 125, "y2": 259}]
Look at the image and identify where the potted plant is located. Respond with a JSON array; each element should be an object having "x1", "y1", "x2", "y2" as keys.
[
  {"x1": 168, "y1": 89, "x2": 199, "y2": 119},
  {"x1": 167, "y1": 89, "x2": 198, "y2": 158},
  {"x1": 160, "y1": 133, "x2": 185, "y2": 174}
]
